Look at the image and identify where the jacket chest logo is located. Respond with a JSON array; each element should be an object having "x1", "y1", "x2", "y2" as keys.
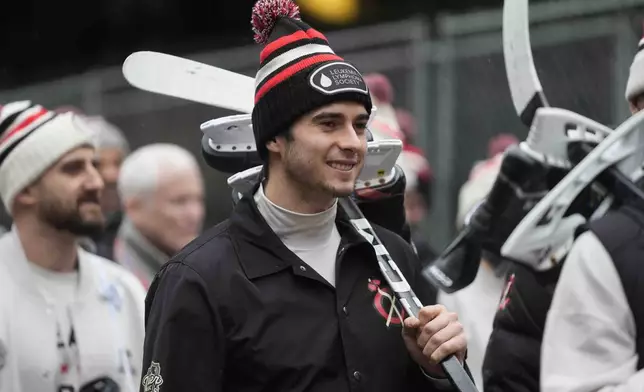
[
  {"x1": 498, "y1": 273, "x2": 516, "y2": 311},
  {"x1": 368, "y1": 278, "x2": 406, "y2": 327},
  {"x1": 142, "y1": 361, "x2": 164, "y2": 392}
]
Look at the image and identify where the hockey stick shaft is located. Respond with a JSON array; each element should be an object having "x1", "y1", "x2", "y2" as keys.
[
  {"x1": 503, "y1": 0, "x2": 549, "y2": 127},
  {"x1": 338, "y1": 197, "x2": 479, "y2": 392}
]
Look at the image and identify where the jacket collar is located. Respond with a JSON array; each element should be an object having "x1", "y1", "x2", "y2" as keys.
[
  {"x1": 116, "y1": 217, "x2": 169, "y2": 272},
  {"x1": 3, "y1": 226, "x2": 99, "y2": 302},
  {"x1": 229, "y1": 182, "x2": 370, "y2": 280}
]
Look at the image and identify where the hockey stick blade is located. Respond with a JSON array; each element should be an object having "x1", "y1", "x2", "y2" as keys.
[
  {"x1": 502, "y1": 109, "x2": 644, "y2": 265},
  {"x1": 122, "y1": 51, "x2": 255, "y2": 113},
  {"x1": 122, "y1": 51, "x2": 384, "y2": 127},
  {"x1": 503, "y1": 0, "x2": 549, "y2": 127}
]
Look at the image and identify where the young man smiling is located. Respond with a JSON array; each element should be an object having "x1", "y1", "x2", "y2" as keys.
[{"x1": 140, "y1": 1, "x2": 468, "y2": 391}]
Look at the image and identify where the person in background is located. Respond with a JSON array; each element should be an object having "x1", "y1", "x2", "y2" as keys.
[
  {"x1": 539, "y1": 32, "x2": 644, "y2": 392},
  {"x1": 477, "y1": 131, "x2": 565, "y2": 392},
  {"x1": 439, "y1": 143, "x2": 513, "y2": 390},
  {"x1": 362, "y1": 73, "x2": 435, "y2": 251},
  {"x1": 398, "y1": 144, "x2": 439, "y2": 306},
  {"x1": 363, "y1": 73, "x2": 407, "y2": 142},
  {"x1": 82, "y1": 115, "x2": 130, "y2": 260},
  {"x1": 54, "y1": 107, "x2": 131, "y2": 260},
  {"x1": 361, "y1": 73, "x2": 425, "y2": 245},
  {"x1": 396, "y1": 108, "x2": 419, "y2": 146},
  {"x1": 395, "y1": 108, "x2": 437, "y2": 264},
  {"x1": 454, "y1": 134, "x2": 517, "y2": 227},
  {"x1": 361, "y1": 73, "x2": 439, "y2": 296},
  {"x1": 115, "y1": 143, "x2": 205, "y2": 289},
  {"x1": 0, "y1": 101, "x2": 145, "y2": 392}
]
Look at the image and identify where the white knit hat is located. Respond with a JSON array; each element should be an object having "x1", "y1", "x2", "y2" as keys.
[
  {"x1": 456, "y1": 155, "x2": 503, "y2": 230},
  {"x1": 626, "y1": 37, "x2": 644, "y2": 102},
  {"x1": 0, "y1": 101, "x2": 95, "y2": 214}
]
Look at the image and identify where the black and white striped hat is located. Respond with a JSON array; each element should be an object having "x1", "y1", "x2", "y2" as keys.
[{"x1": 0, "y1": 101, "x2": 94, "y2": 213}]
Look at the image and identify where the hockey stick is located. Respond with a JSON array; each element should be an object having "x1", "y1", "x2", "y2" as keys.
[
  {"x1": 498, "y1": 0, "x2": 633, "y2": 266},
  {"x1": 502, "y1": 108, "x2": 644, "y2": 264},
  {"x1": 123, "y1": 51, "x2": 255, "y2": 113},
  {"x1": 422, "y1": 0, "x2": 618, "y2": 289},
  {"x1": 496, "y1": 0, "x2": 614, "y2": 266},
  {"x1": 503, "y1": 0, "x2": 549, "y2": 127},
  {"x1": 123, "y1": 50, "x2": 379, "y2": 143},
  {"x1": 423, "y1": 0, "x2": 563, "y2": 289}
]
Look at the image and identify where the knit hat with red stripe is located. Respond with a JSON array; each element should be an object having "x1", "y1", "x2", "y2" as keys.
[
  {"x1": 0, "y1": 101, "x2": 95, "y2": 213},
  {"x1": 250, "y1": 0, "x2": 372, "y2": 160}
]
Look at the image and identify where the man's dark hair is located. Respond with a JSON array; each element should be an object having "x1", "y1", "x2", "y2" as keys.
[{"x1": 263, "y1": 128, "x2": 294, "y2": 179}]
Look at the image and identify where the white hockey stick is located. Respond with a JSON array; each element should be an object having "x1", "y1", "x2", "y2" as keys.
[
  {"x1": 502, "y1": 0, "x2": 610, "y2": 156},
  {"x1": 123, "y1": 50, "x2": 380, "y2": 127},
  {"x1": 497, "y1": 0, "x2": 619, "y2": 268},
  {"x1": 503, "y1": 0, "x2": 549, "y2": 127},
  {"x1": 502, "y1": 109, "x2": 644, "y2": 264},
  {"x1": 123, "y1": 51, "x2": 255, "y2": 113}
]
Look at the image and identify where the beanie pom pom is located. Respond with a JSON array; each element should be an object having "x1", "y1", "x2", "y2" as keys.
[
  {"x1": 251, "y1": 0, "x2": 301, "y2": 45},
  {"x1": 364, "y1": 73, "x2": 394, "y2": 104}
]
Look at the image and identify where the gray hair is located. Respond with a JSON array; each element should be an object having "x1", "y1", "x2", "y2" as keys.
[
  {"x1": 82, "y1": 115, "x2": 130, "y2": 153},
  {"x1": 117, "y1": 143, "x2": 201, "y2": 202}
]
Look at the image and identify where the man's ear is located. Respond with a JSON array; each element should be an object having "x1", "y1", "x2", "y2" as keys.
[
  {"x1": 266, "y1": 137, "x2": 283, "y2": 154},
  {"x1": 122, "y1": 196, "x2": 143, "y2": 214},
  {"x1": 14, "y1": 185, "x2": 38, "y2": 207}
]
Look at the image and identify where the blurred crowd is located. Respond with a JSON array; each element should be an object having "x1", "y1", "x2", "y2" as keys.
[{"x1": 8, "y1": 0, "x2": 644, "y2": 388}]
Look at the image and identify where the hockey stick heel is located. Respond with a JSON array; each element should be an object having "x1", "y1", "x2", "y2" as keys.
[{"x1": 339, "y1": 197, "x2": 478, "y2": 392}]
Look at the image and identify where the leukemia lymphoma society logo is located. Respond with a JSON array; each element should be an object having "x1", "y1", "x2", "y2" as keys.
[{"x1": 309, "y1": 62, "x2": 369, "y2": 96}]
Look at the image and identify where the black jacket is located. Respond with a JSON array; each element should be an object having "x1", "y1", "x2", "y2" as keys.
[
  {"x1": 140, "y1": 192, "x2": 457, "y2": 392},
  {"x1": 482, "y1": 261, "x2": 562, "y2": 392}
]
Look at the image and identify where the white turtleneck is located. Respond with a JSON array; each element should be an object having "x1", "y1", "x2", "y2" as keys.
[{"x1": 254, "y1": 184, "x2": 342, "y2": 287}]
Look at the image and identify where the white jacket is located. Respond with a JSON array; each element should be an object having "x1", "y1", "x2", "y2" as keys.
[
  {"x1": 541, "y1": 231, "x2": 644, "y2": 391},
  {"x1": 0, "y1": 229, "x2": 147, "y2": 392},
  {"x1": 438, "y1": 262, "x2": 506, "y2": 390}
]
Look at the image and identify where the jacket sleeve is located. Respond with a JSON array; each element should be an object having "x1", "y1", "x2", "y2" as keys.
[
  {"x1": 140, "y1": 261, "x2": 225, "y2": 392},
  {"x1": 0, "y1": 328, "x2": 8, "y2": 390},
  {"x1": 541, "y1": 232, "x2": 644, "y2": 392},
  {"x1": 0, "y1": 294, "x2": 20, "y2": 391}
]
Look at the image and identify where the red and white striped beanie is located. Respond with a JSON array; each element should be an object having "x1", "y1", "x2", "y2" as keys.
[
  {"x1": 0, "y1": 101, "x2": 94, "y2": 213},
  {"x1": 249, "y1": 0, "x2": 372, "y2": 160}
]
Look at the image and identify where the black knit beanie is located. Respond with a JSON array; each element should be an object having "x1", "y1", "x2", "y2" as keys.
[{"x1": 250, "y1": 0, "x2": 373, "y2": 161}]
